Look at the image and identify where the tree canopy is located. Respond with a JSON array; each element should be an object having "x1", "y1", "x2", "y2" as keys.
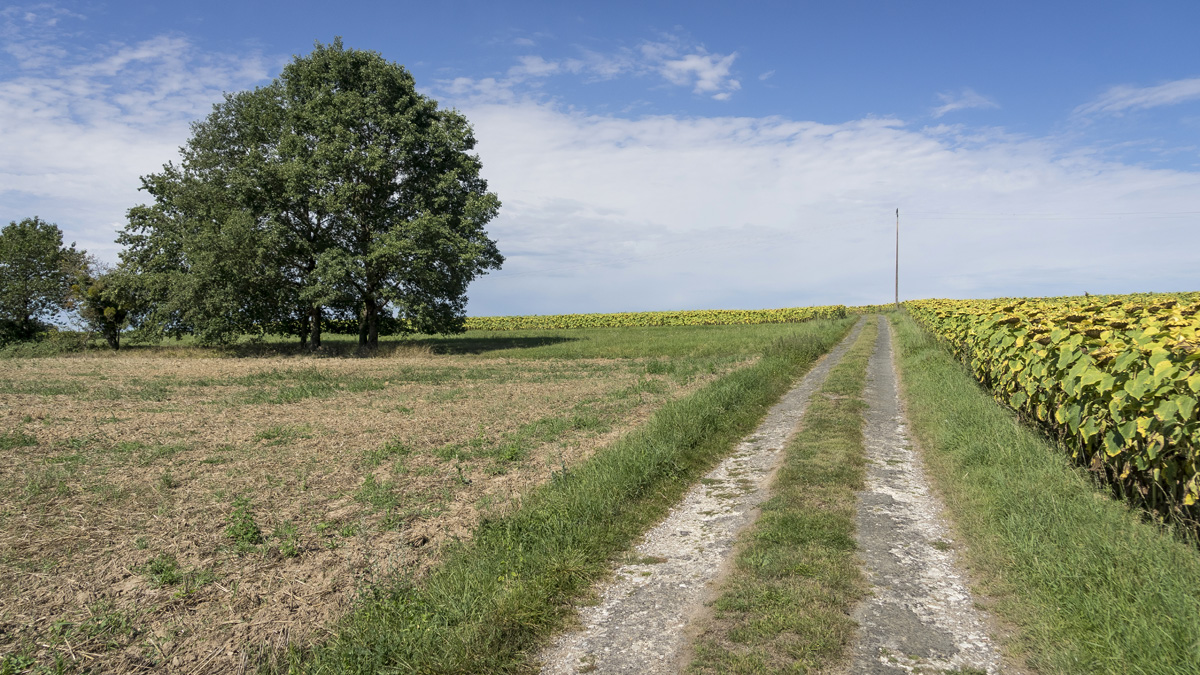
[
  {"x1": 119, "y1": 38, "x2": 502, "y2": 346},
  {"x1": 0, "y1": 217, "x2": 85, "y2": 344},
  {"x1": 72, "y1": 260, "x2": 138, "y2": 350}
]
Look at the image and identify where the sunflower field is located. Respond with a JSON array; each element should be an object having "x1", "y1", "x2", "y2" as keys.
[
  {"x1": 907, "y1": 293, "x2": 1200, "y2": 520},
  {"x1": 464, "y1": 305, "x2": 847, "y2": 331}
]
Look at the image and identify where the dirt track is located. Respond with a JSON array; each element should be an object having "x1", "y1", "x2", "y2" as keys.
[
  {"x1": 538, "y1": 316, "x2": 1007, "y2": 674},
  {"x1": 848, "y1": 317, "x2": 1002, "y2": 673},
  {"x1": 538, "y1": 319, "x2": 866, "y2": 674}
]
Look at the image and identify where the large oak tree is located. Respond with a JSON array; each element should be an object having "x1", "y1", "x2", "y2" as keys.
[{"x1": 120, "y1": 39, "x2": 502, "y2": 346}]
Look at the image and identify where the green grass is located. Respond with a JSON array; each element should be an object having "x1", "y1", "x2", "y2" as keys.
[
  {"x1": 254, "y1": 424, "x2": 314, "y2": 445},
  {"x1": 274, "y1": 317, "x2": 857, "y2": 674},
  {"x1": 687, "y1": 318, "x2": 875, "y2": 674},
  {"x1": 0, "y1": 429, "x2": 38, "y2": 450},
  {"x1": 433, "y1": 323, "x2": 829, "y2": 360},
  {"x1": 237, "y1": 369, "x2": 391, "y2": 404},
  {"x1": 76, "y1": 321, "x2": 831, "y2": 361},
  {"x1": 432, "y1": 404, "x2": 618, "y2": 468},
  {"x1": 890, "y1": 310, "x2": 1200, "y2": 674},
  {"x1": 362, "y1": 439, "x2": 413, "y2": 468}
]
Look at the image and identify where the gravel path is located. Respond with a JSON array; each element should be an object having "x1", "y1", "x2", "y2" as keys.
[
  {"x1": 848, "y1": 316, "x2": 1003, "y2": 674},
  {"x1": 538, "y1": 318, "x2": 866, "y2": 675}
]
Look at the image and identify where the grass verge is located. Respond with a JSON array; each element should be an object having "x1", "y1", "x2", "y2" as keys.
[
  {"x1": 890, "y1": 310, "x2": 1200, "y2": 674},
  {"x1": 686, "y1": 317, "x2": 876, "y2": 673},
  {"x1": 285, "y1": 317, "x2": 858, "y2": 674}
]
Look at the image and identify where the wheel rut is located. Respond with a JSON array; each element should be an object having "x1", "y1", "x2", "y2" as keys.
[
  {"x1": 848, "y1": 316, "x2": 1003, "y2": 674},
  {"x1": 538, "y1": 315, "x2": 1006, "y2": 674},
  {"x1": 537, "y1": 318, "x2": 867, "y2": 675}
]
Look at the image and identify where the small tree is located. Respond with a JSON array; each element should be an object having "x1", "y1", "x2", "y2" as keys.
[
  {"x1": 72, "y1": 261, "x2": 137, "y2": 350},
  {"x1": 0, "y1": 217, "x2": 85, "y2": 344}
]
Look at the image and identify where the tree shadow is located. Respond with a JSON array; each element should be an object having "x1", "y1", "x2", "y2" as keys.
[
  {"x1": 411, "y1": 335, "x2": 578, "y2": 355},
  {"x1": 107, "y1": 334, "x2": 579, "y2": 358}
]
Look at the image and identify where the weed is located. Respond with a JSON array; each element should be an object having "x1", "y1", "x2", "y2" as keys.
[
  {"x1": 455, "y1": 463, "x2": 472, "y2": 485},
  {"x1": 0, "y1": 653, "x2": 36, "y2": 674},
  {"x1": 0, "y1": 429, "x2": 37, "y2": 450},
  {"x1": 73, "y1": 600, "x2": 140, "y2": 648},
  {"x1": 254, "y1": 424, "x2": 313, "y2": 446},
  {"x1": 132, "y1": 379, "x2": 173, "y2": 401},
  {"x1": 362, "y1": 438, "x2": 412, "y2": 468},
  {"x1": 570, "y1": 412, "x2": 606, "y2": 432},
  {"x1": 434, "y1": 441, "x2": 467, "y2": 461},
  {"x1": 135, "y1": 536, "x2": 149, "y2": 550},
  {"x1": 355, "y1": 475, "x2": 401, "y2": 511},
  {"x1": 226, "y1": 496, "x2": 264, "y2": 552},
  {"x1": 23, "y1": 465, "x2": 71, "y2": 500},
  {"x1": 273, "y1": 522, "x2": 301, "y2": 558},
  {"x1": 140, "y1": 553, "x2": 183, "y2": 587},
  {"x1": 137, "y1": 443, "x2": 187, "y2": 466},
  {"x1": 175, "y1": 568, "x2": 217, "y2": 597},
  {"x1": 158, "y1": 470, "x2": 180, "y2": 491},
  {"x1": 239, "y1": 369, "x2": 389, "y2": 404},
  {"x1": 111, "y1": 440, "x2": 145, "y2": 454}
]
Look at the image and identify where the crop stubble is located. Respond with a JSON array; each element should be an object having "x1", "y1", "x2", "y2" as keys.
[{"x1": 0, "y1": 351, "x2": 739, "y2": 672}]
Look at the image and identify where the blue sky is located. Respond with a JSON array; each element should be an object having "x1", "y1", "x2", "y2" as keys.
[{"x1": 2, "y1": 1, "x2": 1198, "y2": 315}]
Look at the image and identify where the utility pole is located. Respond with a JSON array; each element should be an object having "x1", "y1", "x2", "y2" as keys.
[{"x1": 894, "y1": 208, "x2": 899, "y2": 308}]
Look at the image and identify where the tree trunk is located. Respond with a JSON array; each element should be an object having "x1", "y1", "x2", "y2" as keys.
[
  {"x1": 368, "y1": 300, "x2": 379, "y2": 346},
  {"x1": 299, "y1": 310, "x2": 310, "y2": 349},
  {"x1": 359, "y1": 297, "x2": 379, "y2": 347},
  {"x1": 310, "y1": 305, "x2": 322, "y2": 349},
  {"x1": 19, "y1": 309, "x2": 35, "y2": 341}
]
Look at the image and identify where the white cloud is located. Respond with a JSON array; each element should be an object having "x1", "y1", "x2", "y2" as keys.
[
  {"x1": 932, "y1": 88, "x2": 999, "y2": 118},
  {"x1": 758, "y1": 70, "x2": 775, "y2": 81},
  {"x1": 1075, "y1": 77, "x2": 1200, "y2": 116},
  {"x1": 1, "y1": 3, "x2": 82, "y2": 68},
  {"x1": 452, "y1": 100, "x2": 1200, "y2": 313},
  {"x1": 435, "y1": 35, "x2": 742, "y2": 103},
  {"x1": 657, "y1": 50, "x2": 740, "y2": 98},
  {"x1": 0, "y1": 13, "x2": 274, "y2": 259},
  {"x1": 508, "y1": 54, "x2": 560, "y2": 78}
]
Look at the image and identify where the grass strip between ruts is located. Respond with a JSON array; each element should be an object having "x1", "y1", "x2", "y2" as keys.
[
  {"x1": 287, "y1": 317, "x2": 858, "y2": 674},
  {"x1": 889, "y1": 311, "x2": 1200, "y2": 674},
  {"x1": 686, "y1": 316, "x2": 877, "y2": 673}
]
